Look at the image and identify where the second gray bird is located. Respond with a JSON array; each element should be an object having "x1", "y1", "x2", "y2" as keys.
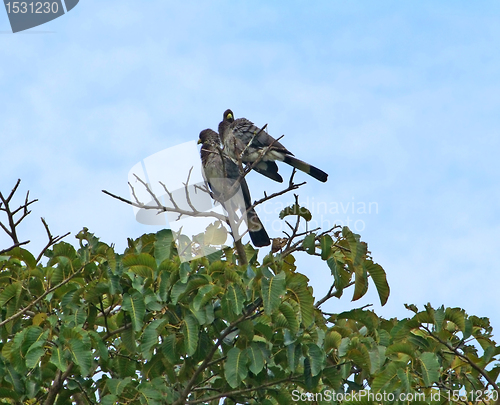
[
  {"x1": 218, "y1": 109, "x2": 328, "y2": 183},
  {"x1": 198, "y1": 129, "x2": 270, "y2": 247}
]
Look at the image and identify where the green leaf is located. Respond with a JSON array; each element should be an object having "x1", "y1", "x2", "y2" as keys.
[
  {"x1": 307, "y1": 344, "x2": 325, "y2": 376},
  {"x1": 8, "y1": 247, "x2": 37, "y2": 270},
  {"x1": 433, "y1": 305, "x2": 445, "y2": 332},
  {"x1": 343, "y1": 227, "x2": 367, "y2": 268},
  {"x1": 0, "y1": 282, "x2": 22, "y2": 307},
  {"x1": 120, "y1": 325, "x2": 136, "y2": 354},
  {"x1": 279, "y1": 302, "x2": 299, "y2": 335},
  {"x1": 182, "y1": 314, "x2": 199, "y2": 356},
  {"x1": 25, "y1": 345, "x2": 45, "y2": 368},
  {"x1": 419, "y1": 352, "x2": 440, "y2": 387},
  {"x1": 352, "y1": 261, "x2": 368, "y2": 302},
  {"x1": 364, "y1": 260, "x2": 390, "y2": 306},
  {"x1": 302, "y1": 233, "x2": 316, "y2": 255},
  {"x1": 369, "y1": 346, "x2": 386, "y2": 374},
  {"x1": 303, "y1": 356, "x2": 313, "y2": 390},
  {"x1": 225, "y1": 347, "x2": 248, "y2": 388},
  {"x1": 226, "y1": 283, "x2": 246, "y2": 315},
  {"x1": 179, "y1": 262, "x2": 190, "y2": 283},
  {"x1": 122, "y1": 292, "x2": 146, "y2": 332},
  {"x1": 204, "y1": 221, "x2": 228, "y2": 245},
  {"x1": 140, "y1": 319, "x2": 163, "y2": 360},
  {"x1": 337, "y1": 309, "x2": 379, "y2": 332},
  {"x1": 327, "y1": 257, "x2": 350, "y2": 295},
  {"x1": 49, "y1": 347, "x2": 68, "y2": 372},
  {"x1": 444, "y1": 307, "x2": 466, "y2": 332},
  {"x1": 324, "y1": 330, "x2": 342, "y2": 352},
  {"x1": 170, "y1": 280, "x2": 188, "y2": 305},
  {"x1": 286, "y1": 273, "x2": 314, "y2": 328},
  {"x1": 261, "y1": 271, "x2": 286, "y2": 315},
  {"x1": 100, "y1": 394, "x2": 118, "y2": 405},
  {"x1": 372, "y1": 361, "x2": 400, "y2": 392},
  {"x1": 386, "y1": 342, "x2": 417, "y2": 358},
  {"x1": 396, "y1": 367, "x2": 412, "y2": 393},
  {"x1": 122, "y1": 253, "x2": 156, "y2": 278},
  {"x1": 48, "y1": 242, "x2": 77, "y2": 269},
  {"x1": 107, "y1": 377, "x2": 132, "y2": 396},
  {"x1": 245, "y1": 344, "x2": 265, "y2": 375},
  {"x1": 463, "y1": 318, "x2": 473, "y2": 340},
  {"x1": 68, "y1": 339, "x2": 92, "y2": 376},
  {"x1": 154, "y1": 229, "x2": 173, "y2": 264},
  {"x1": 4, "y1": 364, "x2": 23, "y2": 394},
  {"x1": 320, "y1": 234, "x2": 333, "y2": 260},
  {"x1": 193, "y1": 284, "x2": 223, "y2": 311},
  {"x1": 162, "y1": 334, "x2": 177, "y2": 364},
  {"x1": 25, "y1": 329, "x2": 48, "y2": 367},
  {"x1": 279, "y1": 203, "x2": 312, "y2": 222}
]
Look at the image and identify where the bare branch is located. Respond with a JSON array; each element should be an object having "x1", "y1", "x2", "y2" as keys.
[
  {"x1": 183, "y1": 167, "x2": 198, "y2": 213},
  {"x1": 36, "y1": 218, "x2": 70, "y2": 263},
  {"x1": 4, "y1": 178, "x2": 22, "y2": 204},
  {"x1": 102, "y1": 188, "x2": 227, "y2": 223},
  {"x1": 133, "y1": 174, "x2": 164, "y2": 208},
  {"x1": 0, "y1": 179, "x2": 37, "y2": 245},
  {"x1": 0, "y1": 240, "x2": 30, "y2": 255}
]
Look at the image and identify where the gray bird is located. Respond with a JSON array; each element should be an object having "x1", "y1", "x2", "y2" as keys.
[
  {"x1": 218, "y1": 109, "x2": 328, "y2": 183},
  {"x1": 198, "y1": 129, "x2": 270, "y2": 247}
]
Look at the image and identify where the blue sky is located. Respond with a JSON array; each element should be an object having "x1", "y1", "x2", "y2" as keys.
[{"x1": 1, "y1": 1, "x2": 499, "y2": 335}]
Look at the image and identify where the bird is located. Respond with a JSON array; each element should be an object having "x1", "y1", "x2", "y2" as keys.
[
  {"x1": 198, "y1": 129, "x2": 270, "y2": 247},
  {"x1": 218, "y1": 109, "x2": 328, "y2": 183}
]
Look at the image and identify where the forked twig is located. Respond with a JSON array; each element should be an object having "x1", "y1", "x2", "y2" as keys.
[{"x1": 36, "y1": 218, "x2": 71, "y2": 263}]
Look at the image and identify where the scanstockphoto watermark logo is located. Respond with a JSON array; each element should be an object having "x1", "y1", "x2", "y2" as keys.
[
  {"x1": 292, "y1": 389, "x2": 428, "y2": 403},
  {"x1": 3, "y1": 0, "x2": 79, "y2": 33},
  {"x1": 128, "y1": 141, "x2": 252, "y2": 263},
  {"x1": 256, "y1": 196, "x2": 378, "y2": 235},
  {"x1": 128, "y1": 141, "x2": 378, "y2": 262}
]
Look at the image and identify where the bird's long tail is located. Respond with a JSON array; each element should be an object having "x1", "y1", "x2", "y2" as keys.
[
  {"x1": 246, "y1": 208, "x2": 271, "y2": 247},
  {"x1": 283, "y1": 155, "x2": 328, "y2": 182}
]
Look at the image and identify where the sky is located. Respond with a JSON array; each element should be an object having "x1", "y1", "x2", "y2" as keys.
[{"x1": 1, "y1": 1, "x2": 499, "y2": 338}]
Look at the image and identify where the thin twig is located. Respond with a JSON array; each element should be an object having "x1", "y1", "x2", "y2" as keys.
[
  {"x1": 0, "y1": 241, "x2": 30, "y2": 255},
  {"x1": 102, "y1": 189, "x2": 227, "y2": 223},
  {"x1": 183, "y1": 167, "x2": 198, "y2": 212},
  {"x1": 36, "y1": 218, "x2": 70, "y2": 263}
]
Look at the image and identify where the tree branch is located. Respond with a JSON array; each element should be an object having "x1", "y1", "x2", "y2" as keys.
[
  {"x1": 0, "y1": 179, "x2": 37, "y2": 246},
  {"x1": 184, "y1": 373, "x2": 301, "y2": 405},
  {"x1": 425, "y1": 326, "x2": 500, "y2": 395},
  {"x1": 43, "y1": 362, "x2": 74, "y2": 405},
  {"x1": 0, "y1": 264, "x2": 85, "y2": 327},
  {"x1": 36, "y1": 217, "x2": 70, "y2": 263}
]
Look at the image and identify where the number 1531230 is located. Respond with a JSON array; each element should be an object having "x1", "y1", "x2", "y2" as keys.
[{"x1": 5, "y1": 2, "x2": 59, "y2": 14}]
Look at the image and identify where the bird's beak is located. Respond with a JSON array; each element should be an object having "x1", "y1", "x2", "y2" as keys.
[
  {"x1": 197, "y1": 139, "x2": 202, "y2": 145},
  {"x1": 227, "y1": 113, "x2": 233, "y2": 120}
]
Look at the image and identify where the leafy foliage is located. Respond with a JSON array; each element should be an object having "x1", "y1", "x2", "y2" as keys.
[{"x1": 0, "y1": 182, "x2": 499, "y2": 404}]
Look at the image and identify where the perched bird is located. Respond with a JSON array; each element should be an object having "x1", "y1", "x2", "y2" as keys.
[
  {"x1": 198, "y1": 129, "x2": 270, "y2": 247},
  {"x1": 218, "y1": 109, "x2": 328, "y2": 183}
]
